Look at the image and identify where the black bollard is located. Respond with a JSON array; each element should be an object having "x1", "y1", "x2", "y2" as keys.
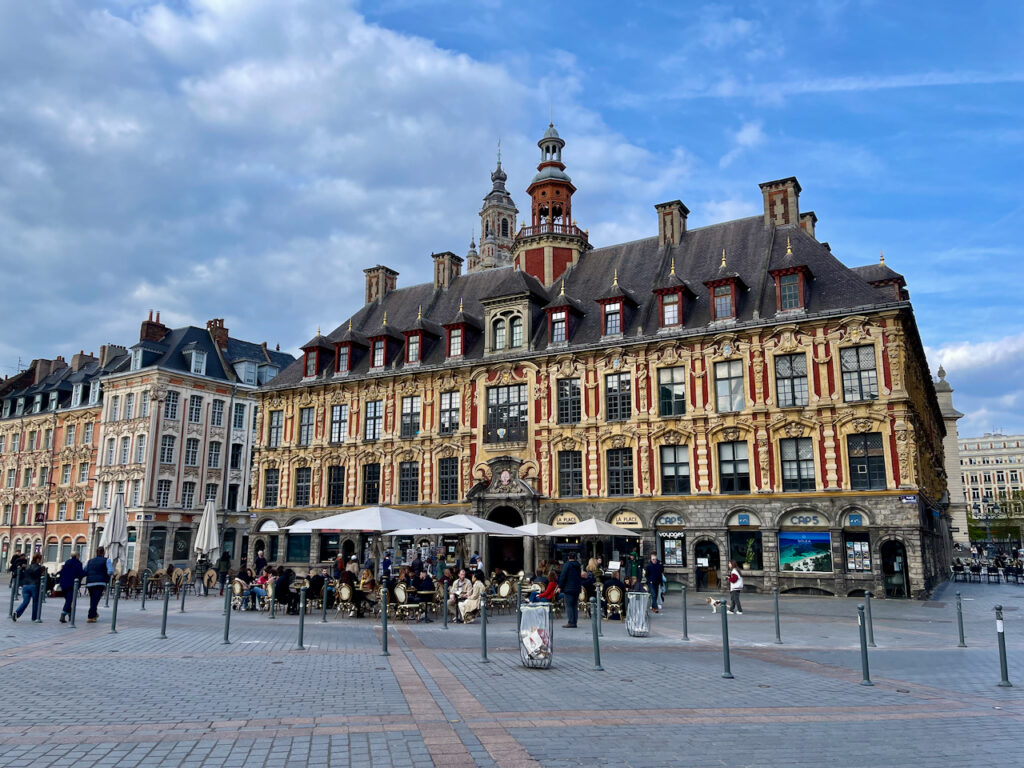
[
  {"x1": 140, "y1": 571, "x2": 150, "y2": 611},
  {"x1": 159, "y1": 583, "x2": 170, "y2": 639},
  {"x1": 8, "y1": 567, "x2": 19, "y2": 618},
  {"x1": 864, "y1": 591, "x2": 876, "y2": 648},
  {"x1": 297, "y1": 587, "x2": 307, "y2": 650},
  {"x1": 109, "y1": 582, "x2": 121, "y2": 633},
  {"x1": 69, "y1": 578, "x2": 80, "y2": 628},
  {"x1": 179, "y1": 580, "x2": 187, "y2": 613},
  {"x1": 956, "y1": 592, "x2": 967, "y2": 648},
  {"x1": 681, "y1": 583, "x2": 689, "y2": 641},
  {"x1": 773, "y1": 587, "x2": 783, "y2": 644},
  {"x1": 480, "y1": 595, "x2": 489, "y2": 663},
  {"x1": 591, "y1": 597, "x2": 603, "y2": 671},
  {"x1": 857, "y1": 604, "x2": 873, "y2": 686},
  {"x1": 105, "y1": 576, "x2": 112, "y2": 607},
  {"x1": 380, "y1": 587, "x2": 389, "y2": 657},
  {"x1": 32, "y1": 574, "x2": 44, "y2": 623},
  {"x1": 442, "y1": 581, "x2": 449, "y2": 630},
  {"x1": 320, "y1": 584, "x2": 328, "y2": 624},
  {"x1": 995, "y1": 605, "x2": 1012, "y2": 687},
  {"x1": 222, "y1": 583, "x2": 232, "y2": 645},
  {"x1": 513, "y1": 579, "x2": 521, "y2": 635},
  {"x1": 269, "y1": 593, "x2": 276, "y2": 619},
  {"x1": 596, "y1": 584, "x2": 603, "y2": 637},
  {"x1": 720, "y1": 598, "x2": 734, "y2": 679}
]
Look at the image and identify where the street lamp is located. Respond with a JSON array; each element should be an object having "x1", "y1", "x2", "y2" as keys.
[{"x1": 973, "y1": 495, "x2": 999, "y2": 559}]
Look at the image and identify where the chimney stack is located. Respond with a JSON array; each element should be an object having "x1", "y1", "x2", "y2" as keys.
[
  {"x1": 799, "y1": 211, "x2": 817, "y2": 240},
  {"x1": 140, "y1": 309, "x2": 168, "y2": 343},
  {"x1": 758, "y1": 177, "x2": 801, "y2": 228},
  {"x1": 99, "y1": 344, "x2": 127, "y2": 368},
  {"x1": 206, "y1": 318, "x2": 230, "y2": 350},
  {"x1": 431, "y1": 251, "x2": 463, "y2": 291},
  {"x1": 654, "y1": 200, "x2": 689, "y2": 247},
  {"x1": 32, "y1": 359, "x2": 53, "y2": 385},
  {"x1": 71, "y1": 350, "x2": 97, "y2": 372},
  {"x1": 364, "y1": 265, "x2": 399, "y2": 304}
]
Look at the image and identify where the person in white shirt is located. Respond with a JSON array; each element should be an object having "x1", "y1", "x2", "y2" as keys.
[{"x1": 727, "y1": 560, "x2": 743, "y2": 615}]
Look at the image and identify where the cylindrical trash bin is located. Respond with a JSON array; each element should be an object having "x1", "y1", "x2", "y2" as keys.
[
  {"x1": 519, "y1": 602, "x2": 554, "y2": 668},
  {"x1": 626, "y1": 591, "x2": 650, "y2": 637}
]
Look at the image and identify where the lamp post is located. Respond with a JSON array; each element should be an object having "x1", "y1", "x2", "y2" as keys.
[{"x1": 974, "y1": 494, "x2": 997, "y2": 558}]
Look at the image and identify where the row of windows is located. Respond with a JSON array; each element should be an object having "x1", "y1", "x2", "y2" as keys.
[
  {"x1": 160, "y1": 392, "x2": 249, "y2": 429},
  {"x1": 963, "y1": 471, "x2": 1022, "y2": 484},
  {"x1": 0, "y1": 428, "x2": 53, "y2": 453},
  {"x1": 106, "y1": 392, "x2": 151, "y2": 422},
  {"x1": 2, "y1": 502, "x2": 86, "y2": 525},
  {"x1": 151, "y1": 479, "x2": 240, "y2": 509},
  {"x1": 155, "y1": 436, "x2": 244, "y2": 469}
]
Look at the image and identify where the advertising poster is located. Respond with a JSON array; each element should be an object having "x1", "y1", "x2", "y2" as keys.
[{"x1": 779, "y1": 531, "x2": 833, "y2": 572}]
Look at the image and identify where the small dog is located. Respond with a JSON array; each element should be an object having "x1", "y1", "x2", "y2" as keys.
[{"x1": 705, "y1": 597, "x2": 725, "y2": 614}]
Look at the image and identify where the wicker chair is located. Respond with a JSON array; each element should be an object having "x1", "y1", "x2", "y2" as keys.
[
  {"x1": 604, "y1": 585, "x2": 624, "y2": 619},
  {"x1": 230, "y1": 578, "x2": 250, "y2": 611},
  {"x1": 393, "y1": 583, "x2": 425, "y2": 622},
  {"x1": 490, "y1": 580, "x2": 513, "y2": 615},
  {"x1": 336, "y1": 582, "x2": 355, "y2": 617}
]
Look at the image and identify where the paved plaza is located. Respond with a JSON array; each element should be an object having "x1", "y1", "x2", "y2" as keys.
[{"x1": 1, "y1": 581, "x2": 1022, "y2": 767}]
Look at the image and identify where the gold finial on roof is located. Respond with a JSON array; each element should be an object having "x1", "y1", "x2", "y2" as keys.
[
  {"x1": 317, "y1": 325, "x2": 321, "y2": 336},
  {"x1": 382, "y1": 312, "x2": 387, "y2": 325},
  {"x1": 670, "y1": 257, "x2": 676, "y2": 276},
  {"x1": 560, "y1": 280, "x2": 565, "y2": 296},
  {"x1": 786, "y1": 236, "x2": 793, "y2": 256},
  {"x1": 348, "y1": 318, "x2": 352, "y2": 331},
  {"x1": 417, "y1": 305, "x2": 422, "y2": 320},
  {"x1": 721, "y1": 249, "x2": 727, "y2": 268},
  {"x1": 612, "y1": 268, "x2": 619, "y2": 287},
  {"x1": 880, "y1": 249, "x2": 885, "y2": 265},
  {"x1": 459, "y1": 298, "x2": 464, "y2": 312}
]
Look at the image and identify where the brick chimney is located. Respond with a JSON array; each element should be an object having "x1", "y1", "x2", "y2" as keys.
[
  {"x1": 71, "y1": 350, "x2": 97, "y2": 372},
  {"x1": 758, "y1": 177, "x2": 801, "y2": 228},
  {"x1": 364, "y1": 265, "x2": 399, "y2": 304},
  {"x1": 799, "y1": 211, "x2": 817, "y2": 240},
  {"x1": 99, "y1": 344, "x2": 127, "y2": 367},
  {"x1": 655, "y1": 200, "x2": 689, "y2": 247},
  {"x1": 207, "y1": 318, "x2": 230, "y2": 350},
  {"x1": 140, "y1": 310, "x2": 168, "y2": 343},
  {"x1": 32, "y1": 359, "x2": 53, "y2": 385},
  {"x1": 432, "y1": 251, "x2": 463, "y2": 291}
]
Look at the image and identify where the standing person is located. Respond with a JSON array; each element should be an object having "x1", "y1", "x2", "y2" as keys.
[
  {"x1": 410, "y1": 552, "x2": 424, "y2": 580},
  {"x1": 645, "y1": 554, "x2": 664, "y2": 613},
  {"x1": 84, "y1": 547, "x2": 113, "y2": 623},
  {"x1": 216, "y1": 551, "x2": 232, "y2": 596},
  {"x1": 8, "y1": 551, "x2": 27, "y2": 586},
  {"x1": 558, "y1": 552, "x2": 582, "y2": 628},
  {"x1": 253, "y1": 550, "x2": 267, "y2": 573},
  {"x1": 727, "y1": 560, "x2": 744, "y2": 615},
  {"x1": 381, "y1": 551, "x2": 392, "y2": 582},
  {"x1": 57, "y1": 552, "x2": 86, "y2": 623},
  {"x1": 12, "y1": 553, "x2": 44, "y2": 622},
  {"x1": 346, "y1": 556, "x2": 360, "y2": 577}
]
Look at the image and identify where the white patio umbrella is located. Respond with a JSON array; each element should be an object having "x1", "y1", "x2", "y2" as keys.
[
  {"x1": 194, "y1": 499, "x2": 221, "y2": 559},
  {"x1": 437, "y1": 513, "x2": 522, "y2": 537},
  {"x1": 386, "y1": 525, "x2": 475, "y2": 537},
  {"x1": 515, "y1": 521, "x2": 559, "y2": 537},
  {"x1": 100, "y1": 493, "x2": 129, "y2": 567},
  {"x1": 553, "y1": 517, "x2": 640, "y2": 538},
  {"x1": 282, "y1": 506, "x2": 450, "y2": 533}
]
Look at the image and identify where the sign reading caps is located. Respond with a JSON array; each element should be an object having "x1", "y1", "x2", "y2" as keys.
[
  {"x1": 552, "y1": 511, "x2": 580, "y2": 527},
  {"x1": 655, "y1": 512, "x2": 685, "y2": 527},
  {"x1": 610, "y1": 511, "x2": 642, "y2": 528}
]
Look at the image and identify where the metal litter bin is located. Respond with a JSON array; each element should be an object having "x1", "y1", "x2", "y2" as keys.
[
  {"x1": 519, "y1": 602, "x2": 553, "y2": 668},
  {"x1": 626, "y1": 590, "x2": 650, "y2": 637}
]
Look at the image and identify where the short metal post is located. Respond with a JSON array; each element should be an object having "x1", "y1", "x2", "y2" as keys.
[
  {"x1": 514, "y1": 579, "x2": 521, "y2": 634},
  {"x1": 596, "y1": 584, "x2": 603, "y2": 637},
  {"x1": 108, "y1": 582, "x2": 121, "y2": 633},
  {"x1": 269, "y1": 593, "x2": 276, "y2": 619},
  {"x1": 40, "y1": 571, "x2": 47, "y2": 606},
  {"x1": 32, "y1": 574, "x2": 43, "y2": 622},
  {"x1": 222, "y1": 583, "x2": 232, "y2": 644},
  {"x1": 159, "y1": 583, "x2": 170, "y2": 639},
  {"x1": 956, "y1": 591, "x2": 966, "y2": 647},
  {"x1": 140, "y1": 571, "x2": 150, "y2": 611},
  {"x1": 442, "y1": 581, "x2": 449, "y2": 630},
  {"x1": 105, "y1": 576, "x2": 112, "y2": 607},
  {"x1": 995, "y1": 605, "x2": 1012, "y2": 687},
  {"x1": 320, "y1": 584, "x2": 328, "y2": 623},
  {"x1": 297, "y1": 587, "x2": 307, "y2": 650},
  {"x1": 864, "y1": 590, "x2": 876, "y2": 647},
  {"x1": 858, "y1": 604, "x2": 873, "y2": 686},
  {"x1": 69, "y1": 578, "x2": 80, "y2": 628},
  {"x1": 773, "y1": 587, "x2": 783, "y2": 644},
  {"x1": 179, "y1": 580, "x2": 187, "y2": 613},
  {"x1": 681, "y1": 583, "x2": 689, "y2": 641},
  {"x1": 380, "y1": 586, "x2": 389, "y2": 657},
  {"x1": 8, "y1": 568, "x2": 19, "y2": 618},
  {"x1": 591, "y1": 597, "x2": 603, "y2": 671},
  {"x1": 480, "y1": 595, "x2": 489, "y2": 663},
  {"x1": 720, "y1": 599, "x2": 734, "y2": 679}
]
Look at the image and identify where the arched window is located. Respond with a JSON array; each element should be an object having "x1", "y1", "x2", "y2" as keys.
[
  {"x1": 493, "y1": 319, "x2": 506, "y2": 350},
  {"x1": 501, "y1": 218, "x2": 509, "y2": 237},
  {"x1": 510, "y1": 317, "x2": 523, "y2": 347}
]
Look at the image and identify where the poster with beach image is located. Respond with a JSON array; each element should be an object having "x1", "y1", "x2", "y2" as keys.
[{"x1": 779, "y1": 531, "x2": 833, "y2": 573}]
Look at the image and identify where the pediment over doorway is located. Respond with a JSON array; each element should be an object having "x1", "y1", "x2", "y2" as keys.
[{"x1": 467, "y1": 455, "x2": 543, "y2": 500}]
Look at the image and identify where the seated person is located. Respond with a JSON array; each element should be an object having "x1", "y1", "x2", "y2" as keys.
[
  {"x1": 411, "y1": 569, "x2": 434, "y2": 596},
  {"x1": 249, "y1": 569, "x2": 270, "y2": 610},
  {"x1": 307, "y1": 569, "x2": 325, "y2": 600},
  {"x1": 580, "y1": 570, "x2": 597, "y2": 600},
  {"x1": 275, "y1": 568, "x2": 298, "y2": 614},
  {"x1": 459, "y1": 571, "x2": 486, "y2": 622},
  {"x1": 449, "y1": 569, "x2": 471, "y2": 618},
  {"x1": 491, "y1": 567, "x2": 507, "y2": 585},
  {"x1": 529, "y1": 571, "x2": 559, "y2": 603}
]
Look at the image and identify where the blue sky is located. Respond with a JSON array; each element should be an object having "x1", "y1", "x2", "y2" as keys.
[{"x1": 1, "y1": 0, "x2": 1022, "y2": 436}]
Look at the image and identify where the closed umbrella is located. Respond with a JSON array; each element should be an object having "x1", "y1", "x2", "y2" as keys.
[
  {"x1": 100, "y1": 493, "x2": 129, "y2": 568},
  {"x1": 194, "y1": 499, "x2": 221, "y2": 559}
]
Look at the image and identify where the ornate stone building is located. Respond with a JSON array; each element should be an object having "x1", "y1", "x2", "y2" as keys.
[{"x1": 252, "y1": 125, "x2": 951, "y2": 598}]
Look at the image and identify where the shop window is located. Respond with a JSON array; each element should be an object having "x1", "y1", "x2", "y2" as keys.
[
  {"x1": 286, "y1": 533, "x2": 311, "y2": 563},
  {"x1": 843, "y1": 531, "x2": 872, "y2": 572},
  {"x1": 728, "y1": 530, "x2": 763, "y2": 570}
]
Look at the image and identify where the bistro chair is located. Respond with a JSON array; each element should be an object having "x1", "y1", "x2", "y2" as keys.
[
  {"x1": 336, "y1": 582, "x2": 355, "y2": 617},
  {"x1": 490, "y1": 581, "x2": 513, "y2": 615},
  {"x1": 986, "y1": 566, "x2": 1002, "y2": 584},
  {"x1": 951, "y1": 564, "x2": 967, "y2": 582},
  {"x1": 604, "y1": 585, "x2": 624, "y2": 619},
  {"x1": 230, "y1": 578, "x2": 250, "y2": 611},
  {"x1": 393, "y1": 583, "x2": 425, "y2": 622}
]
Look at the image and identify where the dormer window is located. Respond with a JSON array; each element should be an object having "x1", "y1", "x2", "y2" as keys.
[
  {"x1": 335, "y1": 345, "x2": 350, "y2": 374},
  {"x1": 2, "y1": 400, "x2": 9, "y2": 418},
  {"x1": 714, "y1": 285, "x2": 733, "y2": 318},
  {"x1": 89, "y1": 382, "x2": 100, "y2": 404},
  {"x1": 131, "y1": 349, "x2": 143, "y2": 371},
  {"x1": 48, "y1": 392, "x2": 58, "y2": 411},
  {"x1": 235, "y1": 361, "x2": 257, "y2": 385},
  {"x1": 448, "y1": 328, "x2": 463, "y2": 357},
  {"x1": 551, "y1": 310, "x2": 567, "y2": 343},
  {"x1": 406, "y1": 333, "x2": 420, "y2": 364},
  {"x1": 257, "y1": 364, "x2": 279, "y2": 384},
  {"x1": 304, "y1": 351, "x2": 317, "y2": 378},
  {"x1": 72, "y1": 384, "x2": 83, "y2": 407},
  {"x1": 494, "y1": 319, "x2": 506, "y2": 349},
  {"x1": 190, "y1": 350, "x2": 207, "y2": 375},
  {"x1": 510, "y1": 317, "x2": 523, "y2": 347},
  {"x1": 33, "y1": 394, "x2": 43, "y2": 413},
  {"x1": 16, "y1": 398, "x2": 25, "y2": 416},
  {"x1": 371, "y1": 339, "x2": 385, "y2": 368},
  {"x1": 604, "y1": 301, "x2": 622, "y2": 335},
  {"x1": 662, "y1": 292, "x2": 680, "y2": 326},
  {"x1": 769, "y1": 266, "x2": 812, "y2": 312}
]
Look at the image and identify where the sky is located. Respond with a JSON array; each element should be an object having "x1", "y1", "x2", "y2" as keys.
[{"x1": 1, "y1": 0, "x2": 1022, "y2": 437}]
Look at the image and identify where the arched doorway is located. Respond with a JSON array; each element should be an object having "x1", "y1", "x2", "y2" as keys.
[
  {"x1": 487, "y1": 506, "x2": 523, "y2": 573},
  {"x1": 881, "y1": 540, "x2": 910, "y2": 598},
  {"x1": 694, "y1": 539, "x2": 721, "y2": 592}
]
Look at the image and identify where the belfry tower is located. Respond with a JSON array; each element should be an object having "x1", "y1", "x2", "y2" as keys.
[
  {"x1": 511, "y1": 123, "x2": 590, "y2": 286},
  {"x1": 474, "y1": 145, "x2": 518, "y2": 271}
]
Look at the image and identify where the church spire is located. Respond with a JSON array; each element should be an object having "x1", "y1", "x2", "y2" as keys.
[{"x1": 473, "y1": 137, "x2": 518, "y2": 273}]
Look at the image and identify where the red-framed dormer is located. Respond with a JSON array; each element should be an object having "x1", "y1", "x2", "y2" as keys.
[
  {"x1": 594, "y1": 270, "x2": 637, "y2": 337},
  {"x1": 402, "y1": 308, "x2": 443, "y2": 366},
  {"x1": 300, "y1": 329, "x2": 333, "y2": 380},
  {"x1": 704, "y1": 251, "x2": 747, "y2": 321},
  {"x1": 543, "y1": 281, "x2": 585, "y2": 345},
  {"x1": 333, "y1": 319, "x2": 367, "y2": 375},
  {"x1": 366, "y1": 312, "x2": 404, "y2": 370},
  {"x1": 443, "y1": 299, "x2": 481, "y2": 360},
  {"x1": 769, "y1": 264, "x2": 814, "y2": 312},
  {"x1": 652, "y1": 259, "x2": 696, "y2": 329}
]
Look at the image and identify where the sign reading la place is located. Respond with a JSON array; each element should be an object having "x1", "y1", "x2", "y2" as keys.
[
  {"x1": 610, "y1": 511, "x2": 642, "y2": 528},
  {"x1": 552, "y1": 511, "x2": 580, "y2": 527}
]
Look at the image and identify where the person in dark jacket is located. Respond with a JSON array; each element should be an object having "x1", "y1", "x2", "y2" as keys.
[
  {"x1": 8, "y1": 552, "x2": 27, "y2": 586},
  {"x1": 216, "y1": 551, "x2": 232, "y2": 595},
  {"x1": 253, "y1": 550, "x2": 267, "y2": 573},
  {"x1": 12, "y1": 553, "x2": 44, "y2": 622},
  {"x1": 558, "y1": 552, "x2": 582, "y2": 628},
  {"x1": 645, "y1": 554, "x2": 664, "y2": 613},
  {"x1": 57, "y1": 552, "x2": 86, "y2": 623},
  {"x1": 85, "y1": 546, "x2": 114, "y2": 623}
]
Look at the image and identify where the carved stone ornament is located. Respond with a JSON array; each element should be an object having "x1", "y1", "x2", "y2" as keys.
[
  {"x1": 609, "y1": 435, "x2": 627, "y2": 450},
  {"x1": 852, "y1": 418, "x2": 874, "y2": 433},
  {"x1": 784, "y1": 422, "x2": 805, "y2": 438},
  {"x1": 721, "y1": 427, "x2": 741, "y2": 442},
  {"x1": 661, "y1": 430, "x2": 683, "y2": 446}
]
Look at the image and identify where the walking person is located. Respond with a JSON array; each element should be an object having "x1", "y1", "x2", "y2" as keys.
[
  {"x1": 12, "y1": 553, "x2": 45, "y2": 622},
  {"x1": 558, "y1": 551, "x2": 582, "y2": 628},
  {"x1": 216, "y1": 551, "x2": 232, "y2": 596},
  {"x1": 85, "y1": 546, "x2": 113, "y2": 623},
  {"x1": 645, "y1": 553, "x2": 664, "y2": 613},
  {"x1": 727, "y1": 560, "x2": 743, "y2": 615},
  {"x1": 57, "y1": 552, "x2": 86, "y2": 623}
]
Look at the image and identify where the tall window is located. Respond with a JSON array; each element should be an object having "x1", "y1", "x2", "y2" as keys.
[
  {"x1": 110, "y1": 395, "x2": 120, "y2": 421},
  {"x1": 336, "y1": 346, "x2": 350, "y2": 373},
  {"x1": 119, "y1": 436, "x2": 131, "y2": 464},
  {"x1": 78, "y1": 463, "x2": 89, "y2": 483},
  {"x1": 714, "y1": 285, "x2": 733, "y2": 318},
  {"x1": 181, "y1": 481, "x2": 196, "y2": 510},
  {"x1": 362, "y1": 463, "x2": 380, "y2": 505},
  {"x1": 229, "y1": 443, "x2": 243, "y2": 470},
  {"x1": 232, "y1": 403, "x2": 246, "y2": 430},
  {"x1": 493, "y1": 319, "x2": 506, "y2": 349},
  {"x1": 485, "y1": 384, "x2": 527, "y2": 443},
  {"x1": 715, "y1": 360, "x2": 745, "y2": 413},
  {"x1": 775, "y1": 354, "x2": 808, "y2": 408},
  {"x1": 780, "y1": 437, "x2": 815, "y2": 492},
  {"x1": 298, "y1": 407, "x2": 314, "y2": 446},
  {"x1": 605, "y1": 373, "x2": 632, "y2": 421},
  {"x1": 604, "y1": 302, "x2": 621, "y2": 335},
  {"x1": 124, "y1": 393, "x2": 135, "y2": 420},
  {"x1": 607, "y1": 448, "x2": 633, "y2": 496},
  {"x1": 406, "y1": 334, "x2": 420, "y2": 364},
  {"x1": 438, "y1": 458, "x2": 459, "y2": 504},
  {"x1": 164, "y1": 391, "x2": 179, "y2": 419},
  {"x1": 658, "y1": 367, "x2": 686, "y2": 417},
  {"x1": 304, "y1": 352, "x2": 317, "y2": 377},
  {"x1": 61, "y1": 464, "x2": 71, "y2": 484},
  {"x1": 135, "y1": 435, "x2": 146, "y2": 464},
  {"x1": 188, "y1": 395, "x2": 202, "y2": 423},
  {"x1": 294, "y1": 467, "x2": 311, "y2": 506},
  {"x1": 371, "y1": 340, "x2": 385, "y2": 368},
  {"x1": 439, "y1": 392, "x2": 459, "y2": 434},
  {"x1": 327, "y1": 466, "x2": 345, "y2": 506},
  {"x1": 779, "y1": 273, "x2": 801, "y2": 310},
  {"x1": 130, "y1": 479, "x2": 141, "y2": 507},
  {"x1": 330, "y1": 405, "x2": 348, "y2": 443},
  {"x1": 140, "y1": 393, "x2": 149, "y2": 419},
  {"x1": 83, "y1": 422, "x2": 93, "y2": 444},
  {"x1": 159, "y1": 435, "x2": 175, "y2": 464},
  {"x1": 718, "y1": 441, "x2": 750, "y2": 493},
  {"x1": 105, "y1": 438, "x2": 115, "y2": 466},
  {"x1": 205, "y1": 483, "x2": 218, "y2": 503},
  {"x1": 558, "y1": 451, "x2": 583, "y2": 497},
  {"x1": 661, "y1": 292, "x2": 680, "y2": 326},
  {"x1": 399, "y1": 462, "x2": 419, "y2": 504},
  {"x1": 65, "y1": 424, "x2": 76, "y2": 447},
  {"x1": 156, "y1": 479, "x2": 171, "y2": 508},
  {"x1": 848, "y1": 433, "x2": 886, "y2": 490},
  {"x1": 448, "y1": 328, "x2": 463, "y2": 357},
  {"x1": 660, "y1": 445, "x2": 690, "y2": 494},
  {"x1": 207, "y1": 441, "x2": 221, "y2": 468},
  {"x1": 268, "y1": 410, "x2": 283, "y2": 448},
  {"x1": 365, "y1": 400, "x2": 383, "y2": 441},
  {"x1": 841, "y1": 346, "x2": 878, "y2": 402},
  {"x1": 401, "y1": 396, "x2": 421, "y2": 438},
  {"x1": 557, "y1": 379, "x2": 581, "y2": 424},
  {"x1": 510, "y1": 317, "x2": 523, "y2": 347},
  {"x1": 263, "y1": 469, "x2": 280, "y2": 507},
  {"x1": 184, "y1": 438, "x2": 200, "y2": 466},
  {"x1": 551, "y1": 310, "x2": 567, "y2": 343},
  {"x1": 191, "y1": 350, "x2": 207, "y2": 375}
]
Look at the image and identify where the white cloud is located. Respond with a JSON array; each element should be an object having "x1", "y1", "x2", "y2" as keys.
[{"x1": 719, "y1": 120, "x2": 765, "y2": 168}]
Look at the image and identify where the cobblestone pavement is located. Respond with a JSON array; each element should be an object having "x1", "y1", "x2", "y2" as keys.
[{"x1": 0, "y1": 581, "x2": 1021, "y2": 767}]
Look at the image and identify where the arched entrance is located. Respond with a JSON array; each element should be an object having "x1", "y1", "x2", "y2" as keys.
[
  {"x1": 881, "y1": 540, "x2": 910, "y2": 598},
  {"x1": 487, "y1": 506, "x2": 523, "y2": 573},
  {"x1": 694, "y1": 539, "x2": 721, "y2": 592}
]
